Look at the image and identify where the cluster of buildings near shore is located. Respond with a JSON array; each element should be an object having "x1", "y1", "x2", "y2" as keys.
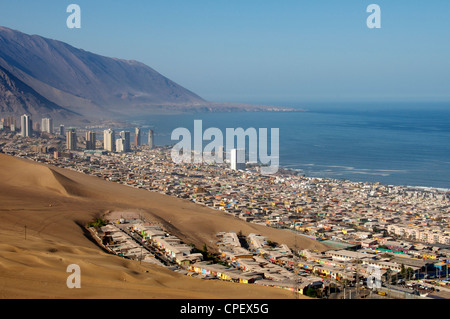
[{"x1": 2, "y1": 114, "x2": 450, "y2": 297}]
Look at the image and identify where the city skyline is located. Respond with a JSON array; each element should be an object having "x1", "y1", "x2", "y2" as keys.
[{"x1": 3, "y1": 113, "x2": 159, "y2": 153}]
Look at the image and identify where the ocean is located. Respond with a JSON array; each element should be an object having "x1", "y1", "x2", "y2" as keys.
[{"x1": 127, "y1": 102, "x2": 450, "y2": 189}]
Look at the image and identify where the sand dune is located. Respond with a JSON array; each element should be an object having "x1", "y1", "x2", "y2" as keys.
[
  {"x1": 0, "y1": 154, "x2": 328, "y2": 299},
  {"x1": 0, "y1": 155, "x2": 97, "y2": 198},
  {"x1": 0, "y1": 156, "x2": 70, "y2": 196}
]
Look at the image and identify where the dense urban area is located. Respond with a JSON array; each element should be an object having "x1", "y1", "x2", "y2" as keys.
[{"x1": 1, "y1": 115, "x2": 450, "y2": 299}]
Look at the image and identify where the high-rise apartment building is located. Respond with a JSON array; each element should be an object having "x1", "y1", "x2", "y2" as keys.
[
  {"x1": 135, "y1": 128, "x2": 141, "y2": 146},
  {"x1": 148, "y1": 129, "x2": 154, "y2": 149},
  {"x1": 66, "y1": 128, "x2": 77, "y2": 150},
  {"x1": 85, "y1": 131, "x2": 96, "y2": 150},
  {"x1": 2, "y1": 117, "x2": 15, "y2": 129},
  {"x1": 120, "y1": 131, "x2": 131, "y2": 152},
  {"x1": 115, "y1": 138, "x2": 124, "y2": 153},
  {"x1": 41, "y1": 117, "x2": 53, "y2": 134},
  {"x1": 230, "y1": 148, "x2": 246, "y2": 171},
  {"x1": 20, "y1": 114, "x2": 32, "y2": 137},
  {"x1": 103, "y1": 129, "x2": 115, "y2": 152}
]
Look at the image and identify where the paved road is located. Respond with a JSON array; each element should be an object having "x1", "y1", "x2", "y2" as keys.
[{"x1": 117, "y1": 225, "x2": 176, "y2": 267}]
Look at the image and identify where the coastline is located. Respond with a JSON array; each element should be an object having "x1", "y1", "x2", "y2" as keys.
[
  {"x1": 99, "y1": 106, "x2": 450, "y2": 191},
  {"x1": 276, "y1": 165, "x2": 450, "y2": 194}
]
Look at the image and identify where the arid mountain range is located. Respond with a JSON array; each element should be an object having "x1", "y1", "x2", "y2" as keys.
[{"x1": 0, "y1": 26, "x2": 294, "y2": 125}]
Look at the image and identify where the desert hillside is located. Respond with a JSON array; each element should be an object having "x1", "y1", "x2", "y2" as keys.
[
  {"x1": 0, "y1": 154, "x2": 328, "y2": 298},
  {"x1": 0, "y1": 26, "x2": 297, "y2": 122},
  {"x1": 0, "y1": 26, "x2": 206, "y2": 118}
]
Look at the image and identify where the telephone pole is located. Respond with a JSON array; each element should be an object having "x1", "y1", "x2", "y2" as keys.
[
  {"x1": 294, "y1": 233, "x2": 300, "y2": 299},
  {"x1": 354, "y1": 258, "x2": 360, "y2": 299}
]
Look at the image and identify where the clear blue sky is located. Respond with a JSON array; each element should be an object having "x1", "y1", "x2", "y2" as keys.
[{"x1": 1, "y1": 0, "x2": 449, "y2": 105}]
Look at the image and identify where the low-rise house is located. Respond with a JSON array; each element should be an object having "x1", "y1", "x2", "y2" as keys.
[
  {"x1": 189, "y1": 261, "x2": 244, "y2": 282},
  {"x1": 247, "y1": 233, "x2": 268, "y2": 251},
  {"x1": 254, "y1": 277, "x2": 323, "y2": 295},
  {"x1": 360, "y1": 239, "x2": 378, "y2": 248},
  {"x1": 221, "y1": 248, "x2": 254, "y2": 262},
  {"x1": 362, "y1": 259, "x2": 403, "y2": 273},
  {"x1": 325, "y1": 250, "x2": 377, "y2": 262},
  {"x1": 383, "y1": 240, "x2": 414, "y2": 254},
  {"x1": 142, "y1": 226, "x2": 166, "y2": 239},
  {"x1": 174, "y1": 252, "x2": 203, "y2": 266}
]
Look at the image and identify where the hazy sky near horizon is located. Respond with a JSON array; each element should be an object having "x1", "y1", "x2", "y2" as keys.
[{"x1": 1, "y1": 1, "x2": 450, "y2": 105}]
